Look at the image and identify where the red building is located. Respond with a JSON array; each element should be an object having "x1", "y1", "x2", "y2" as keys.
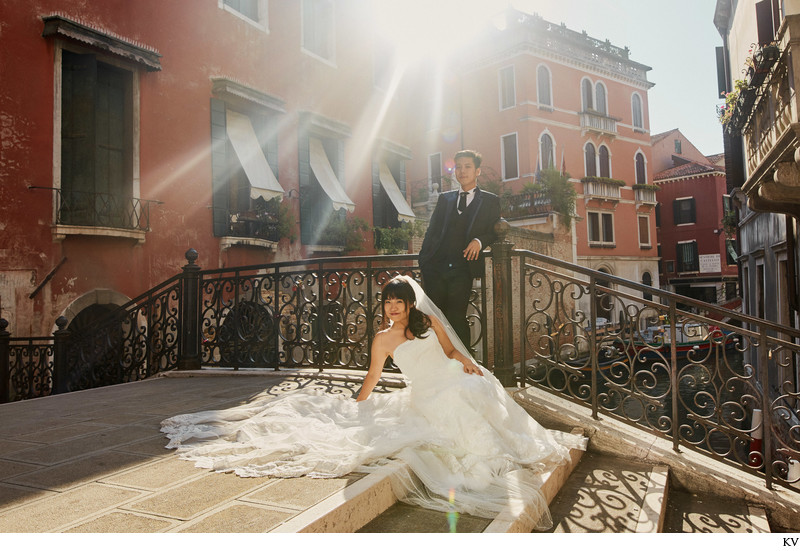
[
  {"x1": 651, "y1": 129, "x2": 738, "y2": 309},
  {"x1": 0, "y1": 1, "x2": 416, "y2": 336}
]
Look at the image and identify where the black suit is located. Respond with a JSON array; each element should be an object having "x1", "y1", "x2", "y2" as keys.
[{"x1": 418, "y1": 187, "x2": 500, "y2": 347}]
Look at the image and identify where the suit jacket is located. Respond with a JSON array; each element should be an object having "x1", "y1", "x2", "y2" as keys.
[{"x1": 418, "y1": 187, "x2": 501, "y2": 278}]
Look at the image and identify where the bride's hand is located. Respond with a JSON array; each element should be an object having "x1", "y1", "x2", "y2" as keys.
[{"x1": 462, "y1": 361, "x2": 483, "y2": 376}]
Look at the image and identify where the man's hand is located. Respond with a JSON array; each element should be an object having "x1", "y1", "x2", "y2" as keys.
[{"x1": 462, "y1": 239, "x2": 482, "y2": 261}]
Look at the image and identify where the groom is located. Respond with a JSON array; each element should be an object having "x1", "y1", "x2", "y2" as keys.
[{"x1": 418, "y1": 150, "x2": 500, "y2": 348}]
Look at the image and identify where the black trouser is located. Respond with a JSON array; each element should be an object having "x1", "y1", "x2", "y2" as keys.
[{"x1": 421, "y1": 265, "x2": 472, "y2": 349}]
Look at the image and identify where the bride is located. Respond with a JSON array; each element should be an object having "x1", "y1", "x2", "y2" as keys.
[{"x1": 161, "y1": 275, "x2": 586, "y2": 529}]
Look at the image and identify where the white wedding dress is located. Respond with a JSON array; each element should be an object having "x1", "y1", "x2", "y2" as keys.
[{"x1": 161, "y1": 278, "x2": 586, "y2": 529}]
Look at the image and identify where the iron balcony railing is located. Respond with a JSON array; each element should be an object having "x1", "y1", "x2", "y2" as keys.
[
  {"x1": 29, "y1": 187, "x2": 159, "y2": 231},
  {"x1": 500, "y1": 191, "x2": 553, "y2": 220},
  {"x1": 2, "y1": 227, "x2": 799, "y2": 494}
]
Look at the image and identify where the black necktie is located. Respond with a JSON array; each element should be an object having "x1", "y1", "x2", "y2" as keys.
[{"x1": 458, "y1": 192, "x2": 468, "y2": 214}]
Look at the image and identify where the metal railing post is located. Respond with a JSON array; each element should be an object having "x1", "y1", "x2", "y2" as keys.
[
  {"x1": 177, "y1": 249, "x2": 201, "y2": 370},
  {"x1": 52, "y1": 316, "x2": 70, "y2": 394},
  {"x1": 760, "y1": 325, "x2": 773, "y2": 489},
  {"x1": 669, "y1": 302, "x2": 679, "y2": 452},
  {"x1": 491, "y1": 220, "x2": 515, "y2": 386},
  {"x1": 0, "y1": 319, "x2": 9, "y2": 403}
]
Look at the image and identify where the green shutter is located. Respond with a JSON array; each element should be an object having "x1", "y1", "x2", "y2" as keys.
[{"x1": 210, "y1": 98, "x2": 229, "y2": 237}]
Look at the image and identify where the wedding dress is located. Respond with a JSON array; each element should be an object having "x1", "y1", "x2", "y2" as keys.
[{"x1": 161, "y1": 277, "x2": 586, "y2": 529}]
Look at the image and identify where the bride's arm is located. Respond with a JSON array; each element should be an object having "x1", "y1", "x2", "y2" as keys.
[
  {"x1": 356, "y1": 333, "x2": 390, "y2": 401},
  {"x1": 430, "y1": 316, "x2": 483, "y2": 376}
]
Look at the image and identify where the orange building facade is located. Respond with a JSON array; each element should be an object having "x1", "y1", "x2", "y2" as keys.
[{"x1": 404, "y1": 12, "x2": 660, "y2": 323}]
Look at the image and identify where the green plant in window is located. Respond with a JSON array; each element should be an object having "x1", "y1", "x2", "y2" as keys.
[
  {"x1": 374, "y1": 219, "x2": 426, "y2": 254},
  {"x1": 721, "y1": 209, "x2": 738, "y2": 238},
  {"x1": 717, "y1": 78, "x2": 747, "y2": 128},
  {"x1": 530, "y1": 168, "x2": 577, "y2": 226},
  {"x1": 323, "y1": 215, "x2": 371, "y2": 252}
]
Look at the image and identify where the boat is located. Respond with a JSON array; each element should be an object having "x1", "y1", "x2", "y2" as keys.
[{"x1": 628, "y1": 321, "x2": 738, "y2": 360}]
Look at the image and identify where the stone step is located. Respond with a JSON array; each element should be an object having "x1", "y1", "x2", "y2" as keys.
[
  {"x1": 663, "y1": 489, "x2": 771, "y2": 533},
  {"x1": 547, "y1": 451, "x2": 669, "y2": 533},
  {"x1": 277, "y1": 427, "x2": 586, "y2": 533}
]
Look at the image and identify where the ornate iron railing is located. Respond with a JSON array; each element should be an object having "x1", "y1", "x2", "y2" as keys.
[
  {"x1": 28, "y1": 186, "x2": 159, "y2": 231},
  {"x1": 514, "y1": 247, "x2": 800, "y2": 493},
  {"x1": 1, "y1": 231, "x2": 799, "y2": 494}
]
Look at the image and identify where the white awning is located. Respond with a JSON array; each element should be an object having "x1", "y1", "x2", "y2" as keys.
[
  {"x1": 225, "y1": 109, "x2": 284, "y2": 202},
  {"x1": 309, "y1": 137, "x2": 355, "y2": 212},
  {"x1": 379, "y1": 161, "x2": 415, "y2": 223}
]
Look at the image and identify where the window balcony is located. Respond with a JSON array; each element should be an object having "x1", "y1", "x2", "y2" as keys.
[
  {"x1": 500, "y1": 190, "x2": 553, "y2": 220},
  {"x1": 728, "y1": 16, "x2": 800, "y2": 216},
  {"x1": 633, "y1": 184, "x2": 659, "y2": 206},
  {"x1": 580, "y1": 110, "x2": 618, "y2": 137},
  {"x1": 581, "y1": 176, "x2": 623, "y2": 203},
  {"x1": 29, "y1": 187, "x2": 159, "y2": 243}
]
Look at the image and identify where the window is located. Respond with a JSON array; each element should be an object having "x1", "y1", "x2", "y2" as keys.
[
  {"x1": 673, "y1": 197, "x2": 696, "y2": 225},
  {"x1": 595, "y1": 82, "x2": 607, "y2": 115},
  {"x1": 676, "y1": 241, "x2": 699, "y2": 272},
  {"x1": 655, "y1": 203, "x2": 661, "y2": 227},
  {"x1": 581, "y1": 78, "x2": 594, "y2": 111},
  {"x1": 297, "y1": 112, "x2": 355, "y2": 246},
  {"x1": 598, "y1": 145, "x2": 610, "y2": 177},
  {"x1": 540, "y1": 133, "x2": 554, "y2": 170},
  {"x1": 209, "y1": 82, "x2": 286, "y2": 239},
  {"x1": 302, "y1": 0, "x2": 334, "y2": 62},
  {"x1": 638, "y1": 215, "x2": 650, "y2": 247},
  {"x1": 725, "y1": 239, "x2": 738, "y2": 265},
  {"x1": 584, "y1": 143, "x2": 597, "y2": 177},
  {"x1": 373, "y1": 155, "x2": 414, "y2": 240},
  {"x1": 756, "y1": 261, "x2": 765, "y2": 318},
  {"x1": 635, "y1": 152, "x2": 647, "y2": 184},
  {"x1": 722, "y1": 194, "x2": 733, "y2": 214},
  {"x1": 642, "y1": 272, "x2": 653, "y2": 301},
  {"x1": 499, "y1": 66, "x2": 516, "y2": 109},
  {"x1": 588, "y1": 211, "x2": 614, "y2": 245},
  {"x1": 537, "y1": 65, "x2": 552, "y2": 108},
  {"x1": 501, "y1": 133, "x2": 519, "y2": 180},
  {"x1": 632, "y1": 93, "x2": 644, "y2": 130},
  {"x1": 222, "y1": 0, "x2": 267, "y2": 27},
  {"x1": 674, "y1": 139, "x2": 682, "y2": 154},
  {"x1": 428, "y1": 152, "x2": 442, "y2": 191},
  {"x1": 60, "y1": 49, "x2": 135, "y2": 228},
  {"x1": 665, "y1": 260, "x2": 675, "y2": 273}
]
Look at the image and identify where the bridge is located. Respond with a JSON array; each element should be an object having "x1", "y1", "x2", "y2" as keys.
[{"x1": 2, "y1": 223, "x2": 799, "y2": 532}]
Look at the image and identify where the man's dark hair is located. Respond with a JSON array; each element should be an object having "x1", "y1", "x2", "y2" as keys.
[{"x1": 454, "y1": 150, "x2": 482, "y2": 168}]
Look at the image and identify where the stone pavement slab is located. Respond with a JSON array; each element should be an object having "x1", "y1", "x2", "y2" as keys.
[{"x1": 0, "y1": 371, "x2": 395, "y2": 533}]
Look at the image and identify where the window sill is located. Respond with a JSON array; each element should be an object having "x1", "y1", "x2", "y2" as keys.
[
  {"x1": 639, "y1": 245, "x2": 652, "y2": 249},
  {"x1": 306, "y1": 244, "x2": 344, "y2": 254},
  {"x1": 538, "y1": 105, "x2": 554, "y2": 112},
  {"x1": 53, "y1": 224, "x2": 147, "y2": 244},
  {"x1": 220, "y1": 236, "x2": 278, "y2": 252},
  {"x1": 588, "y1": 242, "x2": 616, "y2": 248}
]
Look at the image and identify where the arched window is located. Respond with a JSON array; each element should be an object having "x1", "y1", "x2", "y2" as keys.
[
  {"x1": 584, "y1": 143, "x2": 597, "y2": 177},
  {"x1": 537, "y1": 65, "x2": 552, "y2": 107},
  {"x1": 598, "y1": 145, "x2": 610, "y2": 177},
  {"x1": 632, "y1": 93, "x2": 643, "y2": 129},
  {"x1": 581, "y1": 78, "x2": 593, "y2": 111},
  {"x1": 635, "y1": 152, "x2": 646, "y2": 184},
  {"x1": 540, "y1": 133, "x2": 554, "y2": 169},
  {"x1": 642, "y1": 272, "x2": 653, "y2": 301},
  {"x1": 595, "y1": 82, "x2": 607, "y2": 115}
]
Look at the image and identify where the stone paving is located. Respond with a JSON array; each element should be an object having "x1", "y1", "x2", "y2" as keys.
[{"x1": 0, "y1": 371, "x2": 380, "y2": 533}]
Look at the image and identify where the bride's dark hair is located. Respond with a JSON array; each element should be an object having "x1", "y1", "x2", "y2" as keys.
[{"x1": 381, "y1": 277, "x2": 431, "y2": 339}]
